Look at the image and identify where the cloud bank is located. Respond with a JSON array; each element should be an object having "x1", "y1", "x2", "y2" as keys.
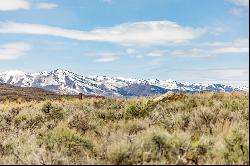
[
  {"x1": 35, "y1": 3, "x2": 58, "y2": 9},
  {"x1": 0, "y1": 42, "x2": 31, "y2": 60},
  {"x1": 126, "y1": 38, "x2": 249, "y2": 58},
  {"x1": 0, "y1": 21, "x2": 204, "y2": 46},
  {"x1": 95, "y1": 53, "x2": 118, "y2": 62},
  {"x1": 0, "y1": 0, "x2": 58, "y2": 11},
  {"x1": 0, "y1": 0, "x2": 30, "y2": 11}
]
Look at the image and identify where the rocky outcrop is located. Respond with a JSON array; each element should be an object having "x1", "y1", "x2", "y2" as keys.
[{"x1": 153, "y1": 91, "x2": 184, "y2": 103}]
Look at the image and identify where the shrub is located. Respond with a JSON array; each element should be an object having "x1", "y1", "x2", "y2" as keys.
[
  {"x1": 222, "y1": 97, "x2": 248, "y2": 112},
  {"x1": 0, "y1": 143, "x2": 14, "y2": 156},
  {"x1": 108, "y1": 142, "x2": 138, "y2": 165},
  {"x1": 189, "y1": 107, "x2": 217, "y2": 134},
  {"x1": 124, "y1": 121, "x2": 147, "y2": 135},
  {"x1": 41, "y1": 102, "x2": 53, "y2": 114},
  {"x1": 125, "y1": 99, "x2": 156, "y2": 119},
  {"x1": 14, "y1": 111, "x2": 45, "y2": 129},
  {"x1": 37, "y1": 127, "x2": 94, "y2": 156},
  {"x1": 41, "y1": 102, "x2": 66, "y2": 121},
  {"x1": 68, "y1": 114, "x2": 95, "y2": 134},
  {"x1": 96, "y1": 109, "x2": 124, "y2": 122},
  {"x1": 186, "y1": 136, "x2": 214, "y2": 165},
  {"x1": 178, "y1": 112, "x2": 191, "y2": 131},
  {"x1": 14, "y1": 114, "x2": 30, "y2": 126},
  {"x1": 0, "y1": 92, "x2": 248, "y2": 165},
  {"x1": 222, "y1": 128, "x2": 249, "y2": 164},
  {"x1": 140, "y1": 130, "x2": 172, "y2": 163}
]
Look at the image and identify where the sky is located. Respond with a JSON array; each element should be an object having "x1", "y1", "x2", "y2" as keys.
[{"x1": 0, "y1": 0, "x2": 249, "y2": 86}]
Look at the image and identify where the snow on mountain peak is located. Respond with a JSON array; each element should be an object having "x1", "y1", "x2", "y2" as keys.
[
  {"x1": 0, "y1": 69, "x2": 248, "y2": 97},
  {"x1": 0, "y1": 70, "x2": 27, "y2": 76},
  {"x1": 52, "y1": 69, "x2": 70, "y2": 74}
]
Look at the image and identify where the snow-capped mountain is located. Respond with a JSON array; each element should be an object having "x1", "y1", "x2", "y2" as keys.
[{"x1": 0, "y1": 69, "x2": 248, "y2": 97}]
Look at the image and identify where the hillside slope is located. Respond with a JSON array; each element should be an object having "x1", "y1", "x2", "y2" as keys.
[{"x1": 0, "y1": 84, "x2": 63, "y2": 101}]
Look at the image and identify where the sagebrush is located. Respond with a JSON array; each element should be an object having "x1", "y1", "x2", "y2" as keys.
[{"x1": 0, "y1": 92, "x2": 249, "y2": 165}]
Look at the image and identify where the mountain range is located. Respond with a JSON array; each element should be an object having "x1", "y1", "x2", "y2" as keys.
[{"x1": 0, "y1": 69, "x2": 248, "y2": 97}]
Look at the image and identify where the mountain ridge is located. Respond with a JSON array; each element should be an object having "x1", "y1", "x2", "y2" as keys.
[{"x1": 0, "y1": 69, "x2": 248, "y2": 97}]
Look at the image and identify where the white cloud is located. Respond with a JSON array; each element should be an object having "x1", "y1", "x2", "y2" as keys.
[
  {"x1": 213, "y1": 47, "x2": 249, "y2": 54},
  {"x1": 0, "y1": 0, "x2": 30, "y2": 11},
  {"x1": 126, "y1": 49, "x2": 169, "y2": 58},
  {"x1": 170, "y1": 68, "x2": 249, "y2": 86},
  {"x1": 212, "y1": 38, "x2": 249, "y2": 54},
  {"x1": 135, "y1": 55, "x2": 144, "y2": 58},
  {"x1": 230, "y1": 8, "x2": 244, "y2": 16},
  {"x1": 83, "y1": 52, "x2": 119, "y2": 62},
  {"x1": 229, "y1": 0, "x2": 249, "y2": 6},
  {"x1": 0, "y1": 42, "x2": 31, "y2": 60},
  {"x1": 148, "y1": 58, "x2": 162, "y2": 65},
  {"x1": 207, "y1": 21, "x2": 237, "y2": 36},
  {"x1": 146, "y1": 50, "x2": 168, "y2": 57},
  {"x1": 201, "y1": 80, "x2": 249, "y2": 87},
  {"x1": 201, "y1": 41, "x2": 232, "y2": 47},
  {"x1": 214, "y1": 69, "x2": 248, "y2": 78},
  {"x1": 0, "y1": 21, "x2": 205, "y2": 46},
  {"x1": 126, "y1": 48, "x2": 137, "y2": 54},
  {"x1": 95, "y1": 53, "x2": 118, "y2": 62},
  {"x1": 201, "y1": 38, "x2": 248, "y2": 46},
  {"x1": 230, "y1": 38, "x2": 249, "y2": 47},
  {"x1": 171, "y1": 38, "x2": 249, "y2": 57},
  {"x1": 35, "y1": 3, "x2": 58, "y2": 9},
  {"x1": 0, "y1": 0, "x2": 58, "y2": 11},
  {"x1": 201, "y1": 68, "x2": 249, "y2": 84},
  {"x1": 129, "y1": 38, "x2": 249, "y2": 58},
  {"x1": 195, "y1": 68, "x2": 249, "y2": 87},
  {"x1": 129, "y1": 37, "x2": 249, "y2": 59},
  {"x1": 171, "y1": 48, "x2": 212, "y2": 57}
]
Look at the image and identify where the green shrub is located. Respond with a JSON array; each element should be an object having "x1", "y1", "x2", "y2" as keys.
[
  {"x1": 41, "y1": 102, "x2": 66, "y2": 121},
  {"x1": 186, "y1": 136, "x2": 214, "y2": 165},
  {"x1": 222, "y1": 128, "x2": 249, "y2": 164},
  {"x1": 222, "y1": 97, "x2": 248, "y2": 112},
  {"x1": 37, "y1": 127, "x2": 94, "y2": 155},
  {"x1": 41, "y1": 102, "x2": 53, "y2": 114},
  {"x1": 125, "y1": 100, "x2": 156, "y2": 118},
  {"x1": 14, "y1": 114, "x2": 30, "y2": 126},
  {"x1": 14, "y1": 111, "x2": 45, "y2": 129}
]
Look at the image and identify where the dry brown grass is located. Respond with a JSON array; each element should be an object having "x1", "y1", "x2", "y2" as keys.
[{"x1": 0, "y1": 92, "x2": 249, "y2": 165}]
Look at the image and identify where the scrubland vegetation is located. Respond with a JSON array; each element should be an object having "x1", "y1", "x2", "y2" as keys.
[{"x1": 0, "y1": 92, "x2": 249, "y2": 165}]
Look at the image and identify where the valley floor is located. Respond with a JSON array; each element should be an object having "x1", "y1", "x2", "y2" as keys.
[{"x1": 0, "y1": 92, "x2": 249, "y2": 165}]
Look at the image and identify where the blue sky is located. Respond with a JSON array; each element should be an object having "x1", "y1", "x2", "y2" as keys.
[{"x1": 0, "y1": 0, "x2": 249, "y2": 86}]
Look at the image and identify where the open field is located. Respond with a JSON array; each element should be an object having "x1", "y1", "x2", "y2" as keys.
[{"x1": 0, "y1": 92, "x2": 249, "y2": 165}]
